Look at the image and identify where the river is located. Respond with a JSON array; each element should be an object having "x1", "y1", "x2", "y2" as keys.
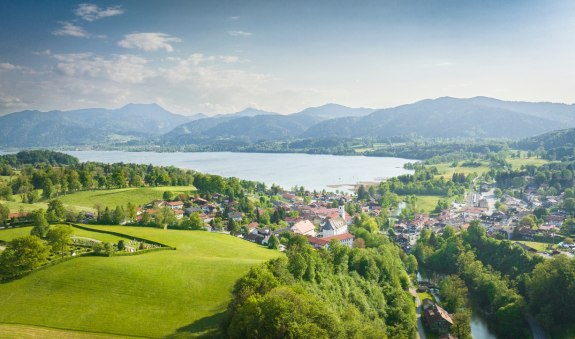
[
  {"x1": 417, "y1": 272, "x2": 497, "y2": 339},
  {"x1": 63, "y1": 151, "x2": 414, "y2": 192}
]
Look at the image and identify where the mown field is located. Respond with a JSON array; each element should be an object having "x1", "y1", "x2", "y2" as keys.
[
  {"x1": 0, "y1": 225, "x2": 130, "y2": 244},
  {"x1": 0, "y1": 226, "x2": 281, "y2": 338},
  {"x1": 0, "y1": 186, "x2": 195, "y2": 214},
  {"x1": 58, "y1": 186, "x2": 195, "y2": 210}
]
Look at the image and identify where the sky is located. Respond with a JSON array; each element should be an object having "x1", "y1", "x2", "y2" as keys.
[{"x1": 0, "y1": 0, "x2": 574, "y2": 116}]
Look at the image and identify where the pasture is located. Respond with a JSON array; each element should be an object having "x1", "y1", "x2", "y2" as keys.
[{"x1": 0, "y1": 226, "x2": 281, "y2": 338}]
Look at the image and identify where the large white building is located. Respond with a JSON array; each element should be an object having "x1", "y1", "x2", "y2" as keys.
[{"x1": 320, "y1": 216, "x2": 348, "y2": 237}]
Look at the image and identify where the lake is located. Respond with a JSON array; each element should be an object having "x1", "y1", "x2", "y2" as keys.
[{"x1": 64, "y1": 151, "x2": 414, "y2": 192}]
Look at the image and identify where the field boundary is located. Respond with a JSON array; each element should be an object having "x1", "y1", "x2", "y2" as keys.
[{"x1": 69, "y1": 223, "x2": 175, "y2": 249}]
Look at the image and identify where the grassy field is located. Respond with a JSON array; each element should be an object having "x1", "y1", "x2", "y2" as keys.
[
  {"x1": 58, "y1": 186, "x2": 195, "y2": 210},
  {"x1": 0, "y1": 199, "x2": 49, "y2": 212},
  {"x1": 0, "y1": 226, "x2": 34, "y2": 242},
  {"x1": 0, "y1": 323, "x2": 136, "y2": 339},
  {"x1": 0, "y1": 225, "x2": 129, "y2": 244},
  {"x1": 432, "y1": 162, "x2": 490, "y2": 177},
  {"x1": 0, "y1": 226, "x2": 281, "y2": 338},
  {"x1": 512, "y1": 240, "x2": 553, "y2": 252},
  {"x1": 417, "y1": 291, "x2": 435, "y2": 303},
  {"x1": 413, "y1": 195, "x2": 445, "y2": 213},
  {"x1": 0, "y1": 186, "x2": 195, "y2": 215},
  {"x1": 507, "y1": 157, "x2": 549, "y2": 169}
]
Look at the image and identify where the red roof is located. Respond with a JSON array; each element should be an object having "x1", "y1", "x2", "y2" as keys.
[
  {"x1": 8, "y1": 212, "x2": 31, "y2": 219},
  {"x1": 322, "y1": 233, "x2": 354, "y2": 241},
  {"x1": 306, "y1": 233, "x2": 354, "y2": 248}
]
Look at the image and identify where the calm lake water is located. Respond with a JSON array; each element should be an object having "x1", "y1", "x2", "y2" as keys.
[{"x1": 64, "y1": 151, "x2": 414, "y2": 192}]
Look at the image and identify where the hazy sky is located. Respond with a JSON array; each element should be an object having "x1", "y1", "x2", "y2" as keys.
[{"x1": 1, "y1": 0, "x2": 574, "y2": 115}]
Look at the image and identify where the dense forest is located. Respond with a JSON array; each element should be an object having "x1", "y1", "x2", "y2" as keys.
[
  {"x1": 223, "y1": 234, "x2": 416, "y2": 338},
  {"x1": 415, "y1": 220, "x2": 575, "y2": 338}
]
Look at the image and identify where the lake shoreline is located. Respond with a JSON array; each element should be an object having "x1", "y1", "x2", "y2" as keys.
[{"x1": 62, "y1": 150, "x2": 415, "y2": 192}]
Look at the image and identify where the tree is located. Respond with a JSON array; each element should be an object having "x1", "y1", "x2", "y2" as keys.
[
  {"x1": 440, "y1": 275, "x2": 469, "y2": 313},
  {"x1": 190, "y1": 212, "x2": 204, "y2": 230},
  {"x1": 0, "y1": 235, "x2": 50, "y2": 276},
  {"x1": 519, "y1": 215, "x2": 537, "y2": 229},
  {"x1": 112, "y1": 205, "x2": 125, "y2": 224},
  {"x1": 163, "y1": 191, "x2": 174, "y2": 201},
  {"x1": 528, "y1": 255, "x2": 575, "y2": 328},
  {"x1": 451, "y1": 310, "x2": 472, "y2": 339},
  {"x1": 42, "y1": 178, "x2": 54, "y2": 200},
  {"x1": 93, "y1": 242, "x2": 115, "y2": 256},
  {"x1": 564, "y1": 197, "x2": 575, "y2": 215},
  {"x1": 30, "y1": 209, "x2": 49, "y2": 238},
  {"x1": 46, "y1": 225, "x2": 73, "y2": 256},
  {"x1": 267, "y1": 234, "x2": 279, "y2": 249},
  {"x1": 227, "y1": 218, "x2": 239, "y2": 235},
  {"x1": 493, "y1": 188, "x2": 503, "y2": 199},
  {"x1": 117, "y1": 239, "x2": 125, "y2": 251},
  {"x1": 0, "y1": 203, "x2": 9, "y2": 226},
  {"x1": 157, "y1": 206, "x2": 176, "y2": 229},
  {"x1": 126, "y1": 202, "x2": 137, "y2": 221},
  {"x1": 46, "y1": 199, "x2": 66, "y2": 222},
  {"x1": 353, "y1": 238, "x2": 366, "y2": 248}
]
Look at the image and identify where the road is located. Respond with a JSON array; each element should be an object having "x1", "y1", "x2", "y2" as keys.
[{"x1": 410, "y1": 288, "x2": 427, "y2": 339}]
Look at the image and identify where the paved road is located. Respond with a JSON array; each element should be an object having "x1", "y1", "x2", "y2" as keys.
[{"x1": 411, "y1": 288, "x2": 427, "y2": 339}]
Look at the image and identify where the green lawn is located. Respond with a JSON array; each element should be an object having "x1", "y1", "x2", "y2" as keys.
[
  {"x1": 0, "y1": 186, "x2": 195, "y2": 215},
  {"x1": 512, "y1": 240, "x2": 553, "y2": 252},
  {"x1": 0, "y1": 323, "x2": 135, "y2": 339},
  {"x1": 433, "y1": 162, "x2": 490, "y2": 177},
  {"x1": 507, "y1": 157, "x2": 549, "y2": 169},
  {"x1": 0, "y1": 226, "x2": 33, "y2": 242},
  {"x1": 417, "y1": 291, "x2": 435, "y2": 303},
  {"x1": 0, "y1": 199, "x2": 49, "y2": 212},
  {"x1": 410, "y1": 195, "x2": 449, "y2": 213},
  {"x1": 58, "y1": 186, "x2": 195, "y2": 210},
  {"x1": 0, "y1": 225, "x2": 128, "y2": 244},
  {"x1": 0, "y1": 226, "x2": 281, "y2": 338}
]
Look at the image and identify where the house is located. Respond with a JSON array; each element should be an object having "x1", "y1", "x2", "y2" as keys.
[
  {"x1": 306, "y1": 233, "x2": 354, "y2": 249},
  {"x1": 423, "y1": 303, "x2": 453, "y2": 334},
  {"x1": 320, "y1": 217, "x2": 348, "y2": 237},
  {"x1": 228, "y1": 211, "x2": 244, "y2": 222},
  {"x1": 174, "y1": 210, "x2": 185, "y2": 220},
  {"x1": 167, "y1": 201, "x2": 184, "y2": 210},
  {"x1": 290, "y1": 220, "x2": 316, "y2": 236},
  {"x1": 244, "y1": 222, "x2": 259, "y2": 234}
]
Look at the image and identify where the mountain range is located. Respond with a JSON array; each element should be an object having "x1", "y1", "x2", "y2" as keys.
[{"x1": 1, "y1": 97, "x2": 574, "y2": 148}]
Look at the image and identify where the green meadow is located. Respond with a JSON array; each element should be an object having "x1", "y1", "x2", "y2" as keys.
[
  {"x1": 57, "y1": 186, "x2": 195, "y2": 210},
  {"x1": 0, "y1": 186, "x2": 195, "y2": 214},
  {"x1": 0, "y1": 226, "x2": 281, "y2": 338}
]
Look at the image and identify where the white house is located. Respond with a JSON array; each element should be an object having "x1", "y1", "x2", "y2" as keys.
[{"x1": 290, "y1": 220, "x2": 316, "y2": 236}]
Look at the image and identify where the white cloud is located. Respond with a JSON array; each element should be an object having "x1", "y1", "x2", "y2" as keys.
[
  {"x1": 118, "y1": 33, "x2": 181, "y2": 52},
  {"x1": 52, "y1": 21, "x2": 90, "y2": 38},
  {"x1": 219, "y1": 55, "x2": 239, "y2": 63},
  {"x1": 75, "y1": 3, "x2": 124, "y2": 21},
  {"x1": 0, "y1": 94, "x2": 25, "y2": 109},
  {"x1": 52, "y1": 53, "x2": 155, "y2": 83},
  {"x1": 0, "y1": 62, "x2": 20, "y2": 71},
  {"x1": 227, "y1": 30, "x2": 252, "y2": 37},
  {"x1": 229, "y1": 16, "x2": 240, "y2": 20}
]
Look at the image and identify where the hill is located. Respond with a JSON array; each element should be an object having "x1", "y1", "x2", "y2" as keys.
[
  {"x1": 0, "y1": 226, "x2": 281, "y2": 338},
  {"x1": 2, "y1": 97, "x2": 574, "y2": 148},
  {"x1": 303, "y1": 97, "x2": 570, "y2": 139},
  {"x1": 161, "y1": 104, "x2": 377, "y2": 144},
  {"x1": 516, "y1": 128, "x2": 575, "y2": 160},
  {"x1": 0, "y1": 104, "x2": 191, "y2": 147}
]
